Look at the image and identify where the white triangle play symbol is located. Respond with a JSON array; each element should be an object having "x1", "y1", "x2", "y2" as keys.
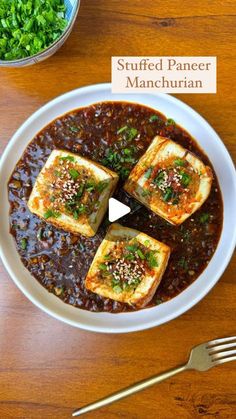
[{"x1": 108, "y1": 198, "x2": 131, "y2": 222}]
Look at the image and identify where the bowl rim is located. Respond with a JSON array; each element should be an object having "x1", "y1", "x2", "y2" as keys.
[
  {"x1": 0, "y1": 83, "x2": 236, "y2": 333},
  {"x1": 0, "y1": 0, "x2": 81, "y2": 66}
]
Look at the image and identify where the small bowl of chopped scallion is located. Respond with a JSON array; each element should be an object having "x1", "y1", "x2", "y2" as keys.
[{"x1": 0, "y1": 0, "x2": 80, "y2": 67}]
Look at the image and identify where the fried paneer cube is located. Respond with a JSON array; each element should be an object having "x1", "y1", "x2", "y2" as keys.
[
  {"x1": 85, "y1": 223, "x2": 170, "y2": 308},
  {"x1": 124, "y1": 136, "x2": 213, "y2": 225},
  {"x1": 28, "y1": 149, "x2": 119, "y2": 237}
]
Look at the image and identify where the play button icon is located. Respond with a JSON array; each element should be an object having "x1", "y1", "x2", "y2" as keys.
[{"x1": 108, "y1": 198, "x2": 131, "y2": 222}]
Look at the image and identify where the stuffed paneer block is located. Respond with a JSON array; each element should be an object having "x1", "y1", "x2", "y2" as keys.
[
  {"x1": 124, "y1": 136, "x2": 213, "y2": 225},
  {"x1": 85, "y1": 223, "x2": 170, "y2": 308},
  {"x1": 28, "y1": 150, "x2": 119, "y2": 237}
]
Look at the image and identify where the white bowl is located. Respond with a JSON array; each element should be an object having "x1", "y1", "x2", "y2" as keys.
[{"x1": 0, "y1": 83, "x2": 235, "y2": 333}]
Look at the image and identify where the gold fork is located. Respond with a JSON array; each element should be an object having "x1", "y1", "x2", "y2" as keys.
[{"x1": 72, "y1": 336, "x2": 236, "y2": 417}]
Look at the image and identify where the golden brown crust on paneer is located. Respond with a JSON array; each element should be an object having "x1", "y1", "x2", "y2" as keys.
[
  {"x1": 85, "y1": 223, "x2": 170, "y2": 308},
  {"x1": 28, "y1": 149, "x2": 119, "y2": 237},
  {"x1": 124, "y1": 136, "x2": 213, "y2": 225}
]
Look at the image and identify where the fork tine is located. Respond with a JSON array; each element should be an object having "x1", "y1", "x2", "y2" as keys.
[
  {"x1": 206, "y1": 336, "x2": 236, "y2": 347},
  {"x1": 211, "y1": 349, "x2": 236, "y2": 360},
  {"x1": 213, "y1": 355, "x2": 236, "y2": 366},
  {"x1": 207, "y1": 342, "x2": 236, "y2": 353}
]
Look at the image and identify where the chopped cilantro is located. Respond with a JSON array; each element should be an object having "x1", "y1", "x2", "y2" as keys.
[
  {"x1": 123, "y1": 156, "x2": 136, "y2": 164},
  {"x1": 172, "y1": 197, "x2": 179, "y2": 205},
  {"x1": 99, "y1": 263, "x2": 107, "y2": 271},
  {"x1": 174, "y1": 158, "x2": 186, "y2": 167},
  {"x1": 113, "y1": 285, "x2": 122, "y2": 293},
  {"x1": 69, "y1": 168, "x2": 79, "y2": 180},
  {"x1": 85, "y1": 182, "x2": 96, "y2": 193},
  {"x1": 178, "y1": 257, "x2": 188, "y2": 270},
  {"x1": 76, "y1": 184, "x2": 85, "y2": 198},
  {"x1": 146, "y1": 250, "x2": 159, "y2": 268},
  {"x1": 65, "y1": 200, "x2": 76, "y2": 210},
  {"x1": 0, "y1": 0, "x2": 68, "y2": 61},
  {"x1": 20, "y1": 238, "x2": 27, "y2": 250},
  {"x1": 72, "y1": 204, "x2": 86, "y2": 219},
  {"x1": 126, "y1": 243, "x2": 138, "y2": 252},
  {"x1": 149, "y1": 114, "x2": 159, "y2": 122},
  {"x1": 120, "y1": 168, "x2": 130, "y2": 179},
  {"x1": 73, "y1": 211, "x2": 79, "y2": 220},
  {"x1": 102, "y1": 150, "x2": 118, "y2": 165},
  {"x1": 60, "y1": 155, "x2": 75, "y2": 162},
  {"x1": 124, "y1": 148, "x2": 132, "y2": 155},
  {"x1": 180, "y1": 171, "x2": 191, "y2": 187},
  {"x1": 153, "y1": 170, "x2": 165, "y2": 187},
  {"x1": 117, "y1": 125, "x2": 128, "y2": 135},
  {"x1": 69, "y1": 126, "x2": 79, "y2": 133},
  {"x1": 136, "y1": 248, "x2": 145, "y2": 260},
  {"x1": 144, "y1": 167, "x2": 153, "y2": 179},
  {"x1": 112, "y1": 277, "x2": 120, "y2": 286},
  {"x1": 125, "y1": 252, "x2": 135, "y2": 261},
  {"x1": 166, "y1": 118, "x2": 176, "y2": 126},
  {"x1": 128, "y1": 127, "x2": 138, "y2": 140},
  {"x1": 97, "y1": 180, "x2": 108, "y2": 193},
  {"x1": 43, "y1": 209, "x2": 61, "y2": 219},
  {"x1": 141, "y1": 189, "x2": 151, "y2": 197},
  {"x1": 111, "y1": 277, "x2": 122, "y2": 293},
  {"x1": 125, "y1": 277, "x2": 141, "y2": 289},
  {"x1": 199, "y1": 213, "x2": 210, "y2": 224},
  {"x1": 101, "y1": 148, "x2": 136, "y2": 180},
  {"x1": 163, "y1": 187, "x2": 174, "y2": 202},
  {"x1": 117, "y1": 125, "x2": 138, "y2": 140}
]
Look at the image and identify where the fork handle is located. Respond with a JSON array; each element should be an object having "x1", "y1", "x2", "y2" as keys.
[{"x1": 72, "y1": 364, "x2": 187, "y2": 417}]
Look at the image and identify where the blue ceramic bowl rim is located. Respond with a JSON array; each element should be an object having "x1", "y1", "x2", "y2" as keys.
[{"x1": 0, "y1": 0, "x2": 80, "y2": 66}]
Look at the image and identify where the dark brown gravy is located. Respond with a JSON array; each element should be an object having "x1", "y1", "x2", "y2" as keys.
[{"x1": 8, "y1": 101, "x2": 223, "y2": 312}]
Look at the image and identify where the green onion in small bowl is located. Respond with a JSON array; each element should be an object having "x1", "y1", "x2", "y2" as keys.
[{"x1": 0, "y1": 0, "x2": 80, "y2": 67}]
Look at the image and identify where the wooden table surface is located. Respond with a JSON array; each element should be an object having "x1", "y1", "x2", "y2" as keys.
[{"x1": 0, "y1": 1, "x2": 235, "y2": 418}]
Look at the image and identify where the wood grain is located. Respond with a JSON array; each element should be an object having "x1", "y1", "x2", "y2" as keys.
[{"x1": 0, "y1": 1, "x2": 235, "y2": 418}]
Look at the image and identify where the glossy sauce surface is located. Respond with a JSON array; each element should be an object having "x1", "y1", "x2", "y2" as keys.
[{"x1": 8, "y1": 102, "x2": 223, "y2": 312}]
